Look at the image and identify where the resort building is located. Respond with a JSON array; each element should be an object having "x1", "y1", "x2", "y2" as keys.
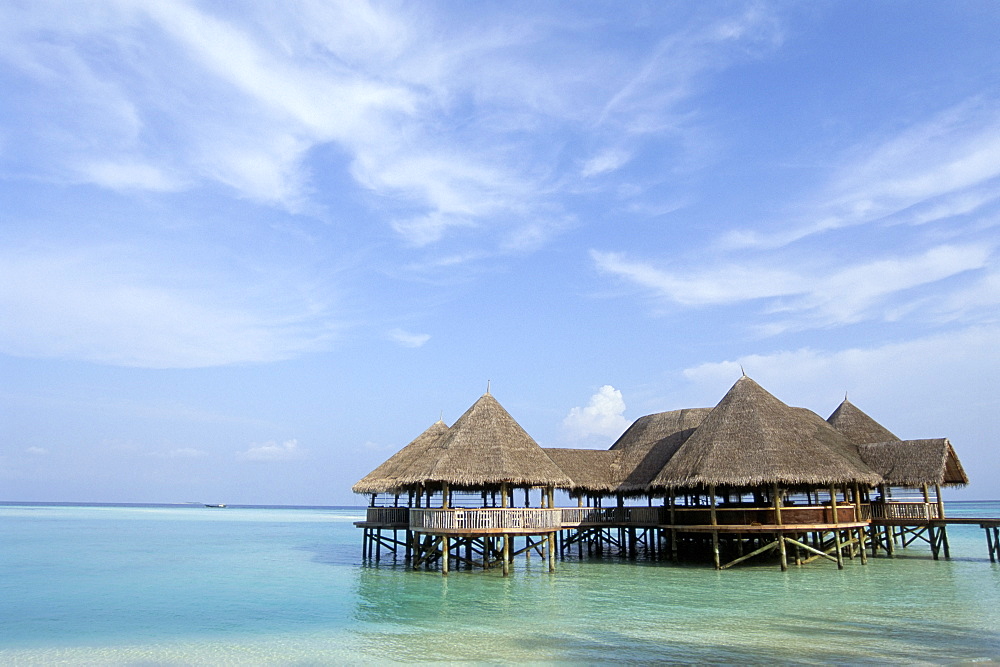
[{"x1": 354, "y1": 375, "x2": 970, "y2": 573}]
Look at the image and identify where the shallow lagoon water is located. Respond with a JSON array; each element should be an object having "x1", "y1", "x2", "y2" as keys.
[{"x1": 2, "y1": 502, "x2": 999, "y2": 664}]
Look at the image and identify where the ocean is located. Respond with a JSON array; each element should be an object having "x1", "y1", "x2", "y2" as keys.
[{"x1": 2, "y1": 501, "x2": 999, "y2": 664}]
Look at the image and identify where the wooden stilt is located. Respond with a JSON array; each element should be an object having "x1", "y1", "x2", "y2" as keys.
[{"x1": 502, "y1": 534, "x2": 510, "y2": 576}]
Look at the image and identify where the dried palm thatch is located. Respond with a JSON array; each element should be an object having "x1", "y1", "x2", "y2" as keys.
[
  {"x1": 827, "y1": 398, "x2": 899, "y2": 444},
  {"x1": 650, "y1": 376, "x2": 882, "y2": 490},
  {"x1": 351, "y1": 420, "x2": 449, "y2": 494},
  {"x1": 860, "y1": 438, "x2": 969, "y2": 487},
  {"x1": 791, "y1": 407, "x2": 878, "y2": 477},
  {"x1": 610, "y1": 408, "x2": 712, "y2": 493},
  {"x1": 544, "y1": 448, "x2": 622, "y2": 493},
  {"x1": 421, "y1": 393, "x2": 573, "y2": 489}
]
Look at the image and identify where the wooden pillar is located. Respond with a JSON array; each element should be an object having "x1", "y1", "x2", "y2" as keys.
[
  {"x1": 548, "y1": 532, "x2": 556, "y2": 572},
  {"x1": 710, "y1": 485, "x2": 720, "y2": 569},
  {"x1": 501, "y1": 482, "x2": 508, "y2": 508},
  {"x1": 774, "y1": 484, "x2": 787, "y2": 571},
  {"x1": 669, "y1": 490, "x2": 678, "y2": 562},
  {"x1": 853, "y1": 483, "x2": 867, "y2": 564},
  {"x1": 502, "y1": 535, "x2": 510, "y2": 576},
  {"x1": 830, "y1": 485, "x2": 843, "y2": 569}
]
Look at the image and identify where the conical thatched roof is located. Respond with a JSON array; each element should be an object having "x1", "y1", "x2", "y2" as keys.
[
  {"x1": 423, "y1": 393, "x2": 572, "y2": 488},
  {"x1": 860, "y1": 438, "x2": 969, "y2": 487},
  {"x1": 352, "y1": 420, "x2": 449, "y2": 494},
  {"x1": 791, "y1": 407, "x2": 879, "y2": 478},
  {"x1": 610, "y1": 408, "x2": 712, "y2": 493},
  {"x1": 827, "y1": 399, "x2": 899, "y2": 444},
  {"x1": 544, "y1": 448, "x2": 621, "y2": 493},
  {"x1": 650, "y1": 376, "x2": 882, "y2": 489}
]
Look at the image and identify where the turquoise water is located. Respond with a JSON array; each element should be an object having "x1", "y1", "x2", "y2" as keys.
[{"x1": 2, "y1": 502, "x2": 999, "y2": 664}]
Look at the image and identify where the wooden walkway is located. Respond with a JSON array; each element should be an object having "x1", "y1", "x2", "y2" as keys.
[
  {"x1": 870, "y1": 516, "x2": 1000, "y2": 561},
  {"x1": 357, "y1": 507, "x2": 1000, "y2": 567}
]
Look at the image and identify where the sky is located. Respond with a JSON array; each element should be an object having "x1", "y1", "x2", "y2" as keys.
[{"x1": 1, "y1": 1, "x2": 999, "y2": 505}]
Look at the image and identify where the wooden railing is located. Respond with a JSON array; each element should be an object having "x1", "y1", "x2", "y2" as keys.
[
  {"x1": 559, "y1": 507, "x2": 669, "y2": 525},
  {"x1": 366, "y1": 507, "x2": 410, "y2": 525},
  {"x1": 666, "y1": 505, "x2": 861, "y2": 526},
  {"x1": 364, "y1": 503, "x2": 873, "y2": 530},
  {"x1": 409, "y1": 508, "x2": 563, "y2": 534},
  {"x1": 870, "y1": 501, "x2": 941, "y2": 520}
]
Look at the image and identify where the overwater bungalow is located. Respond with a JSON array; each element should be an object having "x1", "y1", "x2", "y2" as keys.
[
  {"x1": 354, "y1": 375, "x2": 972, "y2": 573},
  {"x1": 827, "y1": 398, "x2": 969, "y2": 557}
]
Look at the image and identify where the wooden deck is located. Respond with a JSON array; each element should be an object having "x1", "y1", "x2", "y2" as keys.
[{"x1": 357, "y1": 506, "x2": 869, "y2": 534}]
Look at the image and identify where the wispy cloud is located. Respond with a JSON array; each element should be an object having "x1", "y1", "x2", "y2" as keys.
[
  {"x1": 237, "y1": 439, "x2": 304, "y2": 462},
  {"x1": 593, "y1": 243, "x2": 993, "y2": 332},
  {"x1": 581, "y1": 148, "x2": 632, "y2": 178},
  {"x1": 0, "y1": 245, "x2": 337, "y2": 368},
  {"x1": 387, "y1": 328, "x2": 431, "y2": 348},
  {"x1": 724, "y1": 99, "x2": 1000, "y2": 249},
  {"x1": 0, "y1": 2, "x2": 786, "y2": 256}
]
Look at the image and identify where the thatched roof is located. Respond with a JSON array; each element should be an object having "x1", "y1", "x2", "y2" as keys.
[
  {"x1": 649, "y1": 376, "x2": 882, "y2": 490},
  {"x1": 544, "y1": 448, "x2": 621, "y2": 493},
  {"x1": 791, "y1": 407, "x2": 880, "y2": 479},
  {"x1": 423, "y1": 393, "x2": 573, "y2": 488},
  {"x1": 827, "y1": 399, "x2": 899, "y2": 444},
  {"x1": 610, "y1": 408, "x2": 712, "y2": 493},
  {"x1": 352, "y1": 420, "x2": 449, "y2": 494},
  {"x1": 860, "y1": 438, "x2": 969, "y2": 487}
]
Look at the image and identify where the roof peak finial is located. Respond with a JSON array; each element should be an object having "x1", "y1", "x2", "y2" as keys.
[
  {"x1": 740, "y1": 364, "x2": 746, "y2": 377},
  {"x1": 486, "y1": 379, "x2": 491, "y2": 395},
  {"x1": 439, "y1": 409, "x2": 444, "y2": 422}
]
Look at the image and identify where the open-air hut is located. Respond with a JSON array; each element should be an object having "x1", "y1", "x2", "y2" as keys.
[
  {"x1": 354, "y1": 378, "x2": 977, "y2": 572},
  {"x1": 357, "y1": 391, "x2": 573, "y2": 575},
  {"x1": 648, "y1": 376, "x2": 881, "y2": 569},
  {"x1": 827, "y1": 398, "x2": 969, "y2": 523},
  {"x1": 421, "y1": 391, "x2": 572, "y2": 503}
]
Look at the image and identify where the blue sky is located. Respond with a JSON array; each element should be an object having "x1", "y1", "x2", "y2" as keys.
[{"x1": 2, "y1": 1, "x2": 999, "y2": 505}]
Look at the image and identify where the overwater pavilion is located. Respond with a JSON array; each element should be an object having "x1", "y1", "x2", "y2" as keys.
[
  {"x1": 827, "y1": 399, "x2": 969, "y2": 558},
  {"x1": 354, "y1": 376, "x2": 971, "y2": 573},
  {"x1": 354, "y1": 391, "x2": 572, "y2": 575}
]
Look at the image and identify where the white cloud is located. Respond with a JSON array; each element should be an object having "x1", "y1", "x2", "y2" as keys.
[
  {"x1": 0, "y1": 245, "x2": 337, "y2": 368},
  {"x1": 593, "y1": 243, "x2": 993, "y2": 332},
  {"x1": 237, "y1": 439, "x2": 304, "y2": 462},
  {"x1": 581, "y1": 148, "x2": 631, "y2": 177},
  {"x1": 724, "y1": 99, "x2": 1000, "y2": 249},
  {"x1": 0, "y1": 2, "x2": 786, "y2": 255},
  {"x1": 79, "y1": 160, "x2": 182, "y2": 192},
  {"x1": 25, "y1": 447, "x2": 48, "y2": 456},
  {"x1": 388, "y1": 328, "x2": 431, "y2": 348},
  {"x1": 562, "y1": 385, "x2": 632, "y2": 444}
]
